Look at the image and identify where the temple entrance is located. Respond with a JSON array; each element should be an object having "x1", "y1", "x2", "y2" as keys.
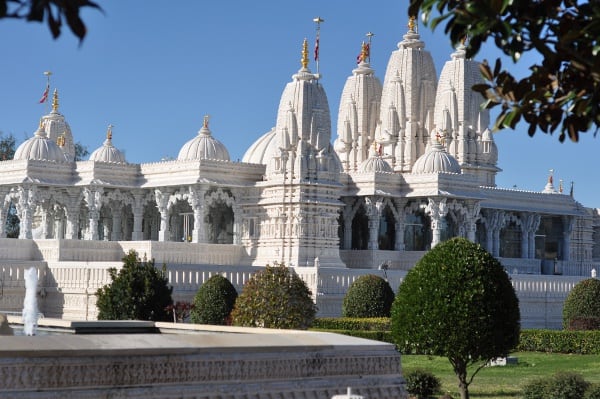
[
  {"x1": 378, "y1": 206, "x2": 396, "y2": 250},
  {"x1": 169, "y1": 200, "x2": 194, "y2": 242},
  {"x1": 206, "y1": 202, "x2": 233, "y2": 244},
  {"x1": 351, "y1": 206, "x2": 369, "y2": 250},
  {"x1": 500, "y1": 221, "x2": 521, "y2": 258},
  {"x1": 404, "y1": 210, "x2": 431, "y2": 251}
]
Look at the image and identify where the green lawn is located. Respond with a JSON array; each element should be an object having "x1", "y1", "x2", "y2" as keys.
[{"x1": 402, "y1": 352, "x2": 600, "y2": 398}]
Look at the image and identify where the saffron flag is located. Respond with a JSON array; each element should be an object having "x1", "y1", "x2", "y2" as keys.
[
  {"x1": 39, "y1": 84, "x2": 49, "y2": 103},
  {"x1": 314, "y1": 37, "x2": 319, "y2": 61}
]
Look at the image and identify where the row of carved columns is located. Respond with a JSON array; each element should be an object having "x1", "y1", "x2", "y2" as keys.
[{"x1": 1, "y1": 184, "x2": 241, "y2": 245}]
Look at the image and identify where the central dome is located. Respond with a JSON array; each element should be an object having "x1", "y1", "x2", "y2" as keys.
[{"x1": 178, "y1": 116, "x2": 230, "y2": 161}]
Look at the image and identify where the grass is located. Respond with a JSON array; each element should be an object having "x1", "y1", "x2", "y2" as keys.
[{"x1": 402, "y1": 352, "x2": 600, "y2": 398}]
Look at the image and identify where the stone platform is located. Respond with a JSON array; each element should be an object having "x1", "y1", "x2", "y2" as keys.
[{"x1": 0, "y1": 320, "x2": 407, "y2": 399}]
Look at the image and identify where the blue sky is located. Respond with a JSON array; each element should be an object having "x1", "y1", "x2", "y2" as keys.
[{"x1": 0, "y1": 1, "x2": 597, "y2": 207}]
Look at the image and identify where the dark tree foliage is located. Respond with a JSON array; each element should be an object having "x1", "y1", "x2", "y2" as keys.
[
  {"x1": 0, "y1": 133, "x2": 18, "y2": 237},
  {"x1": 342, "y1": 274, "x2": 395, "y2": 318},
  {"x1": 231, "y1": 262, "x2": 317, "y2": 329},
  {"x1": 0, "y1": 0, "x2": 101, "y2": 41},
  {"x1": 190, "y1": 274, "x2": 238, "y2": 325},
  {"x1": 0, "y1": 132, "x2": 16, "y2": 160},
  {"x1": 96, "y1": 250, "x2": 173, "y2": 321},
  {"x1": 563, "y1": 278, "x2": 600, "y2": 330},
  {"x1": 74, "y1": 141, "x2": 89, "y2": 161},
  {"x1": 409, "y1": 0, "x2": 600, "y2": 142},
  {"x1": 391, "y1": 238, "x2": 520, "y2": 399}
]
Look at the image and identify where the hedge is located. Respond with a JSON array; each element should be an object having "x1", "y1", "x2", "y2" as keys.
[
  {"x1": 312, "y1": 319, "x2": 600, "y2": 354},
  {"x1": 517, "y1": 329, "x2": 600, "y2": 354}
]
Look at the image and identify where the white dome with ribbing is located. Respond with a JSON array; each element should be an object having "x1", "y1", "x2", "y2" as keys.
[
  {"x1": 178, "y1": 116, "x2": 230, "y2": 161},
  {"x1": 14, "y1": 120, "x2": 68, "y2": 163},
  {"x1": 89, "y1": 126, "x2": 127, "y2": 164}
]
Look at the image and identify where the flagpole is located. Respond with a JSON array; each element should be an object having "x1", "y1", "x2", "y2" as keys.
[
  {"x1": 366, "y1": 32, "x2": 374, "y2": 63},
  {"x1": 313, "y1": 16, "x2": 324, "y2": 78},
  {"x1": 42, "y1": 71, "x2": 52, "y2": 113}
]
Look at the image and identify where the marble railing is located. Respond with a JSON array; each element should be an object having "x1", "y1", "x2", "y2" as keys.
[
  {"x1": 498, "y1": 257, "x2": 541, "y2": 275},
  {"x1": 1, "y1": 239, "x2": 247, "y2": 265},
  {"x1": 0, "y1": 238, "x2": 36, "y2": 260},
  {"x1": 339, "y1": 250, "x2": 425, "y2": 271},
  {"x1": 558, "y1": 260, "x2": 600, "y2": 277}
]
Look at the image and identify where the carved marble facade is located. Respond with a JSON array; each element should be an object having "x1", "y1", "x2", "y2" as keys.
[{"x1": 0, "y1": 22, "x2": 598, "y2": 278}]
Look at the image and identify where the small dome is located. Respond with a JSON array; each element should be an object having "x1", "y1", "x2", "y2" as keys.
[
  {"x1": 89, "y1": 126, "x2": 127, "y2": 164},
  {"x1": 358, "y1": 146, "x2": 392, "y2": 173},
  {"x1": 14, "y1": 121, "x2": 68, "y2": 162},
  {"x1": 412, "y1": 142, "x2": 461, "y2": 174},
  {"x1": 178, "y1": 116, "x2": 230, "y2": 161}
]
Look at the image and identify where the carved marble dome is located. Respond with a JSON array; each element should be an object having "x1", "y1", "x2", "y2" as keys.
[
  {"x1": 178, "y1": 116, "x2": 230, "y2": 161},
  {"x1": 14, "y1": 120, "x2": 68, "y2": 162},
  {"x1": 358, "y1": 145, "x2": 392, "y2": 173},
  {"x1": 89, "y1": 126, "x2": 127, "y2": 164},
  {"x1": 242, "y1": 127, "x2": 276, "y2": 164},
  {"x1": 412, "y1": 139, "x2": 461, "y2": 174}
]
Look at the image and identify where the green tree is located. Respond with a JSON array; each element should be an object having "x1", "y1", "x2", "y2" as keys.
[
  {"x1": 0, "y1": 133, "x2": 19, "y2": 237},
  {"x1": 231, "y1": 263, "x2": 317, "y2": 329},
  {"x1": 0, "y1": 132, "x2": 16, "y2": 160},
  {"x1": 190, "y1": 274, "x2": 238, "y2": 325},
  {"x1": 409, "y1": 0, "x2": 600, "y2": 142},
  {"x1": 74, "y1": 142, "x2": 89, "y2": 161},
  {"x1": 1, "y1": 0, "x2": 101, "y2": 41},
  {"x1": 96, "y1": 250, "x2": 173, "y2": 321},
  {"x1": 391, "y1": 238, "x2": 520, "y2": 399},
  {"x1": 563, "y1": 278, "x2": 600, "y2": 330},
  {"x1": 342, "y1": 274, "x2": 395, "y2": 318}
]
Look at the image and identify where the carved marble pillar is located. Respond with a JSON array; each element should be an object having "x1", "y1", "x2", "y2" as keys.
[
  {"x1": 111, "y1": 204, "x2": 123, "y2": 241},
  {"x1": 465, "y1": 202, "x2": 481, "y2": 243},
  {"x1": 54, "y1": 207, "x2": 65, "y2": 239},
  {"x1": 41, "y1": 207, "x2": 51, "y2": 239},
  {"x1": 426, "y1": 197, "x2": 448, "y2": 248},
  {"x1": 484, "y1": 210, "x2": 504, "y2": 257},
  {"x1": 190, "y1": 187, "x2": 206, "y2": 243},
  {"x1": 231, "y1": 204, "x2": 242, "y2": 245},
  {"x1": 365, "y1": 197, "x2": 383, "y2": 250},
  {"x1": 529, "y1": 215, "x2": 541, "y2": 259},
  {"x1": 64, "y1": 207, "x2": 78, "y2": 239},
  {"x1": 17, "y1": 185, "x2": 34, "y2": 240},
  {"x1": 520, "y1": 213, "x2": 541, "y2": 259},
  {"x1": 84, "y1": 188, "x2": 102, "y2": 241},
  {"x1": 130, "y1": 191, "x2": 146, "y2": 241},
  {"x1": 562, "y1": 216, "x2": 574, "y2": 261},
  {"x1": 155, "y1": 189, "x2": 170, "y2": 242},
  {"x1": 394, "y1": 199, "x2": 407, "y2": 251}
]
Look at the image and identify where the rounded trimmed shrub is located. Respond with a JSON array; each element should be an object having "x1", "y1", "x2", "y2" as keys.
[
  {"x1": 563, "y1": 278, "x2": 600, "y2": 330},
  {"x1": 96, "y1": 250, "x2": 173, "y2": 321},
  {"x1": 190, "y1": 275, "x2": 238, "y2": 325},
  {"x1": 404, "y1": 369, "x2": 441, "y2": 399},
  {"x1": 523, "y1": 372, "x2": 590, "y2": 399},
  {"x1": 391, "y1": 238, "x2": 520, "y2": 399},
  {"x1": 231, "y1": 262, "x2": 317, "y2": 329},
  {"x1": 586, "y1": 384, "x2": 600, "y2": 399},
  {"x1": 342, "y1": 274, "x2": 395, "y2": 318}
]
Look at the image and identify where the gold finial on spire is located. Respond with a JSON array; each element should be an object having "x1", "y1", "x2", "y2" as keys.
[
  {"x1": 38, "y1": 118, "x2": 44, "y2": 129},
  {"x1": 301, "y1": 38, "x2": 309, "y2": 69},
  {"x1": 548, "y1": 169, "x2": 554, "y2": 185},
  {"x1": 57, "y1": 133, "x2": 65, "y2": 147},
  {"x1": 203, "y1": 115, "x2": 210, "y2": 129},
  {"x1": 559, "y1": 179, "x2": 564, "y2": 193},
  {"x1": 106, "y1": 124, "x2": 113, "y2": 140},
  {"x1": 408, "y1": 16, "x2": 416, "y2": 32},
  {"x1": 51, "y1": 89, "x2": 59, "y2": 112}
]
